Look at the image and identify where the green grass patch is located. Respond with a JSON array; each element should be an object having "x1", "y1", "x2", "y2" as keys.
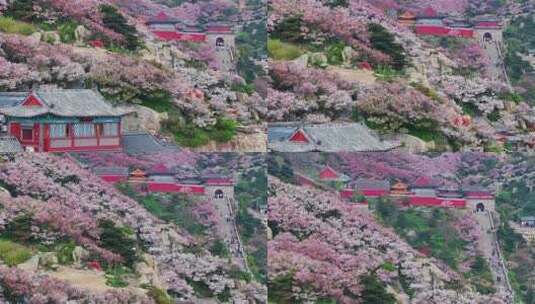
[
  {"x1": 186, "y1": 278, "x2": 213, "y2": 298},
  {"x1": 140, "y1": 90, "x2": 175, "y2": 113},
  {"x1": 230, "y1": 82, "x2": 255, "y2": 95},
  {"x1": 0, "y1": 239, "x2": 33, "y2": 266},
  {"x1": 373, "y1": 65, "x2": 402, "y2": 82},
  {"x1": 164, "y1": 117, "x2": 238, "y2": 148},
  {"x1": 498, "y1": 92, "x2": 523, "y2": 104},
  {"x1": 487, "y1": 108, "x2": 501, "y2": 122},
  {"x1": 410, "y1": 82, "x2": 441, "y2": 101},
  {"x1": 136, "y1": 194, "x2": 207, "y2": 236},
  {"x1": 267, "y1": 38, "x2": 304, "y2": 60},
  {"x1": 0, "y1": 16, "x2": 36, "y2": 35},
  {"x1": 56, "y1": 240, "x2": 76, "y2": 265},
  {"x1": 461, "y1": 103, "x2": 481, "y2": 117},
  {"x1": 468, "y1": 255, "x2": 496, "y2": 295},
  {"x1": 105, "y1": 266, "x2": 130, "y2": 288},
  {"x1": 209, "y1": 239, "x2": 230, "y2": 258},
  {"x1": 229, "y1": 266, "x2": 252, "y2": 282},
  {"x1": 147, "y1": 286, "x2": 173, "y2": 304},
  {"x1": 268, "y1": 273, "x2": 296, "y2": 303},
  {"x1": 374, "y1": 199, "x2": 467, "y2": 269}
]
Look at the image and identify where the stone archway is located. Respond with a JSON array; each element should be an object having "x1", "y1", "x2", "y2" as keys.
[
  {"x1": 476, "y1": 203, "x2": 485, "y2": 212},
  {"x1": 483, "y1": 32, "x2": 493, "y2": 42},
  {"x1": 214, "y1": 189, "x2": 224, "y2": 199},
  {"x1": 216, "y1": 37, "x2": 225, "y2": 47}
]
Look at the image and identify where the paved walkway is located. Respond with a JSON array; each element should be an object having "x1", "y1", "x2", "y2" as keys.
[
  {"x1": 474, "y1": 211, "x2": 514, "y2": 302},
  {"x1": 481, "y1": 39, "x2": 513, "y2": 90},
  {"x1": 212, "y1": 197, "x2": 249, "y2": 272}
]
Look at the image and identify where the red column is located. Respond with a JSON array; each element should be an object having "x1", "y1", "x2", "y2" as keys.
[
  {"x1": 69, "y1": 124, "x2": 75, "y2": 148},
  {"x1": 96, "y1": 123, "x2": 100, "y2": 147},
  {"x1": 43, "y1": 124, "x2": 50, "y2": 152},
  {"x1": 118, "y1": 121, "x2": 122, "y2": 147},
  {"x1": 33, "y1": 123, "x2": 40, "y2": 152}
]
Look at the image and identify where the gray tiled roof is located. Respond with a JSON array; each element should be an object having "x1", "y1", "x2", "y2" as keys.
[
  {"x1": 521, "y1": 216, "x2": 535, "y2": 222},
  {"x1": 92, "y1": 166, "x2": 129, "y2": 176},
  {"x1": 355, "y1": 178, "x2": 390, "y2": 190},
  {"x1": 149, "y1": 175, "x2": 175, "y2": 183},
  {"x1": 122, "y1": 132, "x2": 179, "y2": 155},
  {"x1": 462, "y1": 185, "x2": 491, "y2": 192},
  {"x1": 268, "y1": 123, "x2": 400, "y2": 152},
  {"x1": 0, "y1": 90, "x2": 125, "y2": 118},
  {"x1": 0, "y1": 136, "x2": 23, "y2": 154},
  {"x1": 0, "y1": 92, "x2": 26, "y2": 108}
]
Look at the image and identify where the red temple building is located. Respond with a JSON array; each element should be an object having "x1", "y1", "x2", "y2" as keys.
[
  {"x1": 390, "y1": 181, "x2": 411, "y2": 196},
  {"x1": 319, "y1": 165, "x2": 340, "y2": 180},
  {"x1": 340, "y1": 175, "x2": 494, "y2": 211},
  {"x1": 398, "y1": 11, "x2": 417, "y2": 26},
  {"x1": 400, "y1": 7, "x2": 502, "y2": 39},
  {"x1": 129, "y1": 168, "x2": 148, "y2": 182},
  {"x1": 0, "y1": 90, "x2": 126, "y2": 152},
  {"x1": 146, "y1": 11, "x2": 233, "y2": 43}
]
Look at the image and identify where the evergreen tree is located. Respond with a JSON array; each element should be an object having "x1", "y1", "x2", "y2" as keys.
[
  {"x1": 360, "y1": 274, "x2": 396, "y2": 304},
  {"x1": 100, "y1": 4, "x2": 141, "y2": 51},
  {"x1": 5, "y1": 0, "x2": 35, "y2": 21},
  {"x1": 368, "y1": 23, "x2": 408, "y2": 70}
]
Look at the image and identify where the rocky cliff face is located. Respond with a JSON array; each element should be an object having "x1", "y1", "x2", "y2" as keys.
[{"x1": 193, "y1": 126, "x2": 267, "y2": 152}]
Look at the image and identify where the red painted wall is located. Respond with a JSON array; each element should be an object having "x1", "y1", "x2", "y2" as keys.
[
  {"x1": 153, "y1": 31, "x2": 183, "y2": 41},
  {"x1": 100, "y1": 176, "x2": 127, "y2": 183},
  {"x1": 415, "y1": 25, "x2": 474, "y2": 38},
  {"x1": 340, "y1": 189, "x2": 389, "y2": 198},
  {"x1": 409, "y1": 196, "x2": 466, "y2": 208},
  {"x1": 180, "y1": 33, "x2": 206, "y2": 42},
  {"x1": 9, "y1": 123, "x2": 20, "y2": 139},
  {"x1": 147, "y1": 182, "x2": 205, "y2": 194},
  {"x1": 152, "y1": 31, "x2": 207, "y2": 42},
  {"x1": 12, "y1": 123, "x2": 41, "y2": 151}
]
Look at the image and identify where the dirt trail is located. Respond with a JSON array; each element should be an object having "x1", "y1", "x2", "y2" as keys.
[
  {"x1": 326, "y1": 66, "x2": 377, "y2": 85},
  {"x1": 47, "y1": 267, "x2": 111, "y2": 292}
]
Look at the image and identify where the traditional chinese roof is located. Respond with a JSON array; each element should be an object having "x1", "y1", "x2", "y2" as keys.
[
  {"x1": 148, "y1": 175, "x2": 175, "y2": 183},
  {"x1": 0, "y1": 92, "x2": 27, "y2": 108},
  {"x1": 319, "y1": 165, "x2": 339, "y2": 180},
  {"x1": 462, "y1": 185, "x2": 494, "y2": 199},
  {"x1": 0, "y1": 90, "x2": 126, "y2": 118},
  {"x1": 0, "y1": 136, "x2": 23, "y2": 154},
  {"x1": 206, "y1": 22, "x2": 233, "y2": 33},
  {"x1": 147, "y1": 11, "x2": 180, "y2": 24},
  {"x1": 419, "y1": 7, "x2": 439, "y2": 18},
  {"x1": 202, "y1": 174, "x2": 234, "y2": 186},
  {"x1": 413, "y1": 176, "x2": 440, "y2": 188},
  {"x1": 131, "y1": 168, "x2": 147, "y2": 177},
  {"x1": 391, "y1": 181, "x2": 409, "y2": 191},
  {"x1": 399, "y1": 11, "x2": 417, "y2": 20},
  {"x1": 149, "y1": 163, "x2": 171, "y2": 175},
  {"x1": 122, "y1": 132, "x2": 179, "y2": 155},
  {"x1": 268, "y1": 123, "x2": 400, "y2": 152},
  {"x1": 416, "y1": 18, "x2": 444, "y2": 26},
  {"x1": 437, "y1": 186, "x2": 463, "y2": 198},
  {"x1": 355, "y1": 178, "x2": 390, "y2": 191},
  {"x1": 92, "y1": 166, "x2": 129, "y2": 176},
  {"x1": 521, "y1": 216, "x2": 535, "y2": 222}
]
